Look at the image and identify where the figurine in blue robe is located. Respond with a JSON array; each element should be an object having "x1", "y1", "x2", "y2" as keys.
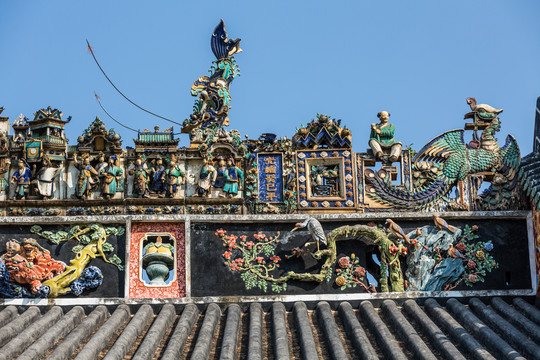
[
  {"x1": 11, "y1": 160, "x2": 31, "y2": 200},
  {"x1": 213, "y1": 157, "x2": 227, "y2": 191},
  {"x1": 150, "y1": 157, "x2": 166, "y2": 197}
]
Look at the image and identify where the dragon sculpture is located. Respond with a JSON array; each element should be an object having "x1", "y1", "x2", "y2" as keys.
[
  {"x1": 182, "y1": 19, "x2": 242, "y2": 144},
  {"x1": 365, "y1": 112, "x2": 521, "y2": 210}
]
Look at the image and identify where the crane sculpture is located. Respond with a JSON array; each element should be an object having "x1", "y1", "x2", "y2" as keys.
[{"x1": 291, "y1": 217, "x2": 327, "y2": 252}]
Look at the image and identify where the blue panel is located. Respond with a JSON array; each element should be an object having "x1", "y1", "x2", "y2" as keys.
[{"x1": 257, "y1": 153, "x2": 284, "y2": 202}]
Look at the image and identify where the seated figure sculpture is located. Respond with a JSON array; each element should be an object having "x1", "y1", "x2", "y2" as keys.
[
  {"x1": 369, "y1": 111, "x2": 402, "y2": 163},
  {"x1": 3, "y1": 238, "x2": 65, "y2": 294}
]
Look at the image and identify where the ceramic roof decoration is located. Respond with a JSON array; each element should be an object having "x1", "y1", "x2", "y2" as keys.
[
  {"x1": 0, "y1": 22, "x2": 538, "y2": 360},
  {"x1": 182, "y1": 20, "x2": 242, "y2": 153},
  {"x1": 12, "y1": 114, "x2": 28, "y2": 127},
  {"x1": 293, "y1": 114, "x2": 352, "y2": 149}
]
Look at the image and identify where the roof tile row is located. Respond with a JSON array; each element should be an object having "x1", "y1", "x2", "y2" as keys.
[{"x1": 0, "y1": 297, "x2": 538, "y2": 359}]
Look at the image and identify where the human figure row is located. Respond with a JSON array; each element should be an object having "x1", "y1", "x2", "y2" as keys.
[{"x1": 5, "y1": 154, "x2": 244, "y2": 200}]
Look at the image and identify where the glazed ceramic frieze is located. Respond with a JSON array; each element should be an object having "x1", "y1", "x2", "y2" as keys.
[
  {"x1": 190, "y1": 217, "x2": 529, "y2": 297},
  {"x1": 0, "y1": 223, "x2": 125, "y2": 298},
  {"x1": 0, "y1": 25, "x2": 529, "y2": 215},
  {"x1": 296, "y1": 149, "x2": 355, "y2": 210}
]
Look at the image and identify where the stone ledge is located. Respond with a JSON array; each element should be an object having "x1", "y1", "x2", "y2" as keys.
[
  {"x1": 0, "y1": 210, "x2": 530, "y2": 224},
  {"x1": 0, "y1": 288, "x2": 535, "y2": 307}
]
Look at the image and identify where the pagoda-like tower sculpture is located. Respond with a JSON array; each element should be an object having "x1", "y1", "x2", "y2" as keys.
[{"x1": 25, "y1": 106, "x2": 69, "y2": 163}]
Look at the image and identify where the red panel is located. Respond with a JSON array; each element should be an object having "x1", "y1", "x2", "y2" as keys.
[{"x1": 129, "y1": 222, "x2": 186, "y2": 298}]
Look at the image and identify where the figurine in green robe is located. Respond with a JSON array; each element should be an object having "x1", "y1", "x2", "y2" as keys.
[
  {"x1": 165, "y1": 157, "x2": 185, "y2": 198},
  {"x1": 223, "y1": 157, "x2": 243, "y2": 198},
  {"x1": 100, "y1": 155, "x2": 123, "y2": 199},
  {"x1": 369, "y1": 111, "x2": 402, "y2": 163}
]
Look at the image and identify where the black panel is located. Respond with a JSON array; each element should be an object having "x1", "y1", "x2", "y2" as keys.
[
  {"x1": 0, "y1": 224, "x2": 125, "y2": 298},
  {"x1": 190, "y1": 218, "x2": 530, "y2": 297}
]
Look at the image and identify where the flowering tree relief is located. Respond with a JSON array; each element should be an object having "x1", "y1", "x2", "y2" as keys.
[
  {"x1": 216, "y1": 229, "x2": 287, "y2": 293},
  {"x1": 215, "y1": 223, "x2": 397, "y2": 293},
  {"x1": 335, "y1": 254, "x2": 371, "y2": 292},
  {"x1": 215, "y1": 218, "x2": 500, "y2": 294},
  {"x1": 444, "y1": 225, "x2": 497, "y2": 290}
]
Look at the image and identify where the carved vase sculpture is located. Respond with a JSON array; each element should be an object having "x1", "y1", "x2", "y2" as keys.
[{"x1": 142, "y1": 236, "x2": 174, "y2": 286}]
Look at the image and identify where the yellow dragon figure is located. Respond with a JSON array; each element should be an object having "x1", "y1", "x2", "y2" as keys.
[
  {"x1": 43, "y1": 240, "x2": 100, "y2": 297},
  {"x1": 30, "y1": 224, "x2": 124, "y2": 297}
]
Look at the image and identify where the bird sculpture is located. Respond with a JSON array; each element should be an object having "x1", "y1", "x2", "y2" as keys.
[
  {"x1": 211, "y1": 19, "x2": 242, "y2": 60},
  {"x1": 447, "y1": 244, "x2": 464, "y2": 260},
  {"x1": 466, "y1": 97, "x2": 503, "y2": 115},
  {"x1": 291, "y1": 217, "x2": 327, "y2": 252},
  {"x1": 415, "y1": 228, "x2": 422, "y2": 237},
  {"x1": 385, "y1": 219, "x2": 411, "y2": 244},
  {"x1": 433, "y1": 214, "x2": 456, "y2": 233}
]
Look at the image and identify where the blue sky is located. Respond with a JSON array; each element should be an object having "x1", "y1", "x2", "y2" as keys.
[{"x1": 1, "y1": 0, "x2": 539, "y2": 154}]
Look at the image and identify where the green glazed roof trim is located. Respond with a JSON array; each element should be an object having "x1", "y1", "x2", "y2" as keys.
[{"x1": 137, "y1": 133, "x2": 176, "y2": 142}]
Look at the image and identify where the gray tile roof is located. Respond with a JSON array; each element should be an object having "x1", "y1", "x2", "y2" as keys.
[{"x1": 0, "y1": 297, "x2": 538, "y2": 359}]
